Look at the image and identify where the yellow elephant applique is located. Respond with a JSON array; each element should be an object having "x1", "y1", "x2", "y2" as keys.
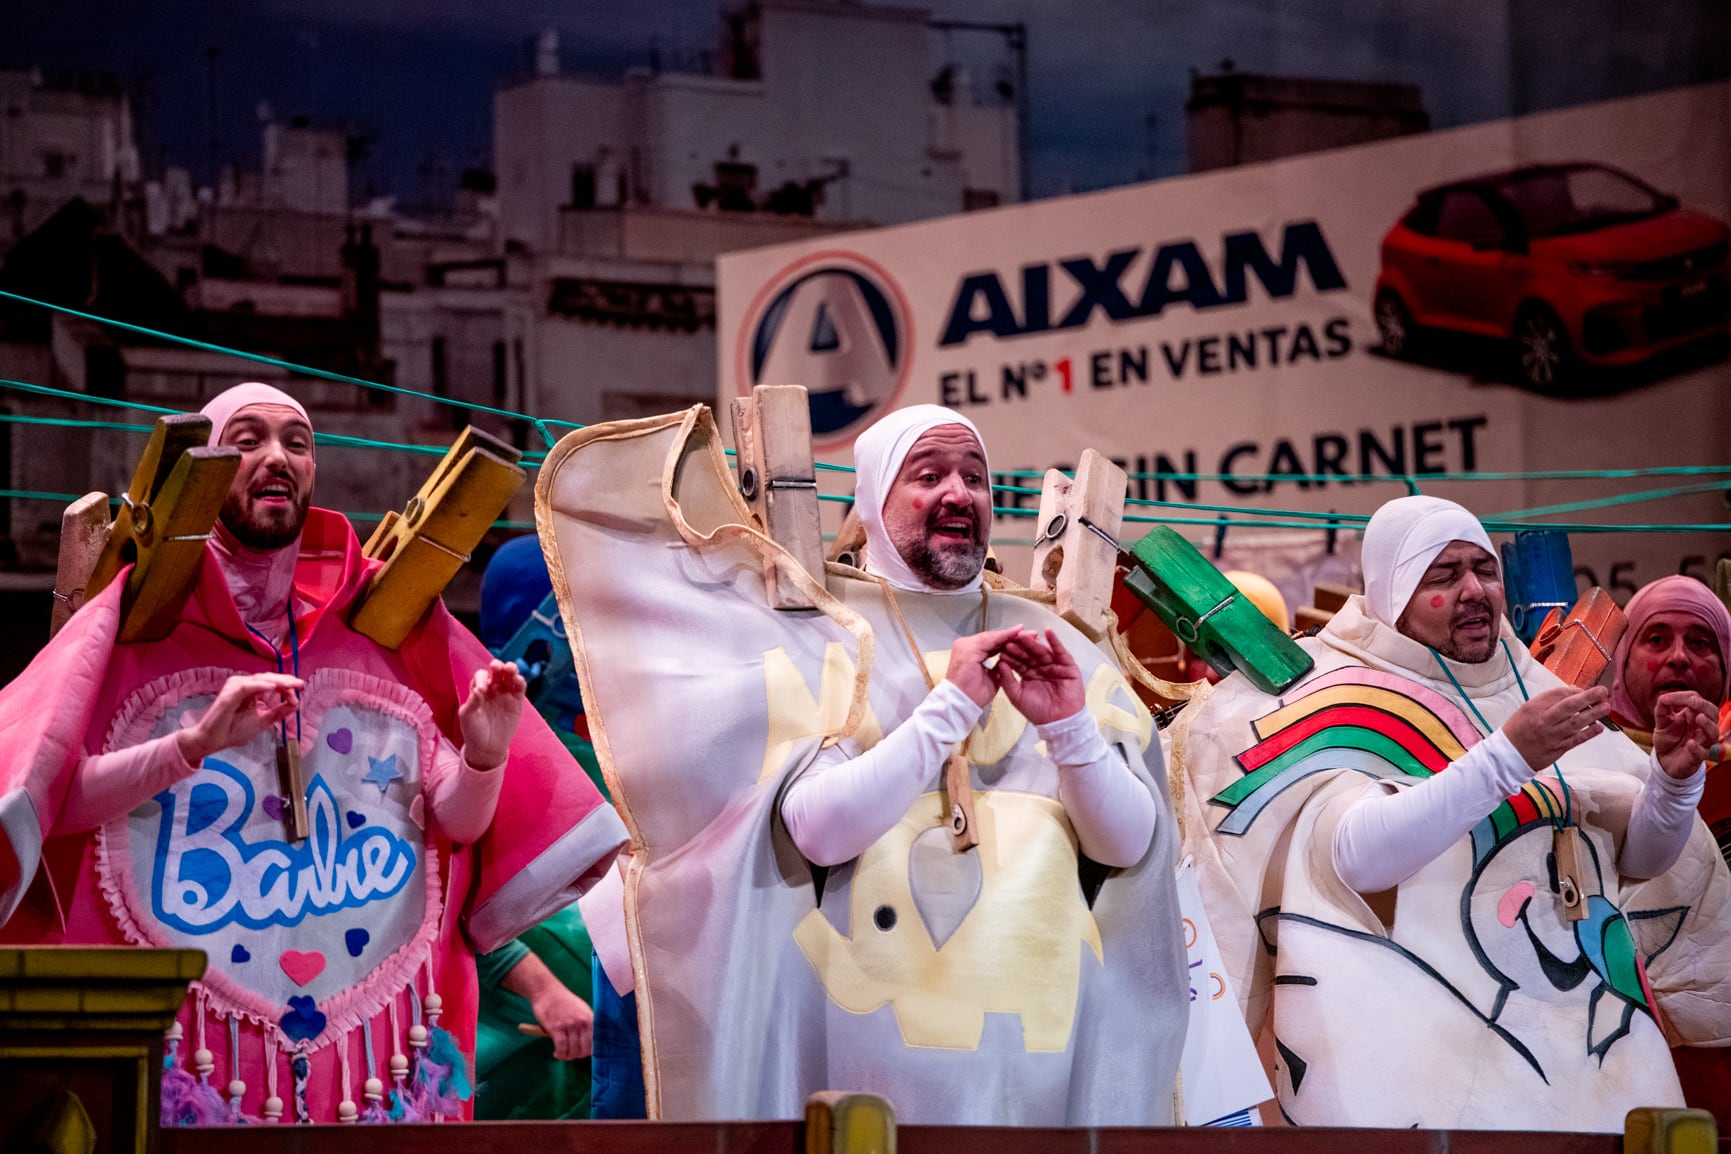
[{"x1": 793, "y1": 790, "x2": 1104, "y2": 1053}]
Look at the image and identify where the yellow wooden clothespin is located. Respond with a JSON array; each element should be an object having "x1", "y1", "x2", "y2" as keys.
[
  {"x1": 350, "y1": 426, "x2": 526, "y2": 649},
  {"x1": 730, "y1": 384, "x2": 825, "y2": 609},
  {"x1": 1028, "y1": 449, "x2": 1127, "y2": 639},
  {"x1": 76, "y1": 414, "x2": 240, "y2": 643}
]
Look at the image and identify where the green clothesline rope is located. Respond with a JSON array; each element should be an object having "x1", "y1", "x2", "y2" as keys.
[
  {"x1": 0, "y1": 484, "x2": 1723, "y2": 536},
  {"x1": 0, "y1": 288, "x2": 1721, "y2": 534},
  {"x1": 4, "y1": 289, "x2": 1722, "y2": 491},
  {"x1": 0, "y1": 288, "x2": 579, "y2": 448}
]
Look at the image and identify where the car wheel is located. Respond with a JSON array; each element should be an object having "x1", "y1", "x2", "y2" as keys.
[
  {"x1": 1515, "y1": 304, "x2": 1573, "y2": 389},
  {"x1": 1375, "y1": 291, "x2": 1414, "y2": 358}
]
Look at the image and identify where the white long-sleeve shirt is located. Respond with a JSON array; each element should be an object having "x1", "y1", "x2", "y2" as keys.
[
  {"x1": 779, "y1": 678, "x2": 1156, "y2": 868},
  {"x1": 1333, "y1": 731, "x2": 1704, "y2": 893}
]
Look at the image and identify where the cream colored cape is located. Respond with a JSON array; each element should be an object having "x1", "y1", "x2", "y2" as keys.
[
  {"x1": 1171, "y1": 596, "x2": 1731, "y2": 1130},
  {"x1": 535, "y1": 408, "x2": 1189, "y2": 1123}
]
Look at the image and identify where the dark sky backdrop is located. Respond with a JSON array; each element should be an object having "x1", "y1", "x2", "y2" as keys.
[{"x1": 5, "y1": 0, "x2": 1727, "y2": 208}]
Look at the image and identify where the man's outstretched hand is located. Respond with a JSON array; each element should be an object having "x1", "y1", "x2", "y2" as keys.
[
  {"x1": 1653, "y1": 690, "x2": 1719, "y2": 780},
  {"x1": 1503, "y1": 685, "x2": 1610, "y2": 773},
  {"x1": 175, "y1": 673, "x2": 305, "y2": 764},
  {"x1": 991, "y1": 627, "x2": 1086, "y2": 726},
  {"x1": 458, "y1": 658, "x2": 528, "y2": 770}
]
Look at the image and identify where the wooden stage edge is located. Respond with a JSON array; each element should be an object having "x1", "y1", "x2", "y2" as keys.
[{"x1": 157, "y1": 1121, "x2": 1731, "y2": 1154}]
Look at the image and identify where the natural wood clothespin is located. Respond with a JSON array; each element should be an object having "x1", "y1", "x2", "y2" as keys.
[
  {"x1": 827, "y1": 508, "x2": 867, "y2": 568},
  {"x1": 1029, "y1": 449, "x2": 1127, "y2": 639},
  {"x1": 50, "y1": 492, "x2": 115, "y2": 637},
  {"x1": 730, "y1": 385, "x2": 825, "y2": 609},
  {"x1": 79, "y1": 414, "x2": 241, "y2": 643},
  {"x1": 351, "y1": 426, "x2": 525, "y2": 649}
]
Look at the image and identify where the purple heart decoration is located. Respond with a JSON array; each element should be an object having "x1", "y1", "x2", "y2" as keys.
[
  {"x1": 346, "y1": 810, "x2": 366, "y2": 829},
  {"x1": 261, "y1": 795, "x2": 285, "y2": 822},
  {"x1": 326, "y1": 728, "x2": 354, "y2": 756},
  {"x1": 231, "y1": 944, "x2": 251, "y2": 964},
  {"x1": 280, "y1": 995, "x2": 327, "y2": 1043},
  {"x1": 345, "y1": 928, "x2": 369, "y2": 958}
]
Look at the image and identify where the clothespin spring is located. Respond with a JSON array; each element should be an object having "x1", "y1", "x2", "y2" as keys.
[
  {"x1": 737, "y1": 468, "x2": 817, "y2": 502},
  {"x1": 1538, "y1": 616, "x2": 1612, "y2": 662},
  {"x1": 1035, "y1": 512, "x2": 1122, "y2": 552},
  {"x1": 1174, "y1": 594, "x2": 1236, "y2": 645}
]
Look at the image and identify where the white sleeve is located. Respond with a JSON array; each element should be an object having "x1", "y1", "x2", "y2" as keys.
[
  {"x1": 779, "y1": 679, "x2": 983, "y2": 867},
  {"x1": 1619, "y1": 752, "x2": 1705, "y2": 880},
  {"x1": 1035, "y1": 707, "x2": 1157, "y2": 867},
  {"x1": 1332, "y1": 730, "x2": 1534, "y2": 893}
]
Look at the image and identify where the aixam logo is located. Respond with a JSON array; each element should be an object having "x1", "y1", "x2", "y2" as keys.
[{"x1": 738, "y1": 251, "x2": 911, "y2": 446}]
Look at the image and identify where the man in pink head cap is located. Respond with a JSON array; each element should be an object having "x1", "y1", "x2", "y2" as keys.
[
  {"x1": 0, "y1": 382, "x2": 626, "y2": 1126},
  {"x1": 1608, "y1": 575, "x2": 1731, "y2": 1129},
  {"x1": 1171, "y1": 495, "x2": 1730, "y2": 1130}
]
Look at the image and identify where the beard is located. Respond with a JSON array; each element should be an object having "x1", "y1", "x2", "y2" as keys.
[
  {"x1": 1433, "y1": 597, "x2": 1499, "y2": 664},
  {"x1": 889, "y1": 505, "x2": 986, "y2": 590},
  {"x1": 219, "y1": 488, "x2": 310, "y2": 551}
]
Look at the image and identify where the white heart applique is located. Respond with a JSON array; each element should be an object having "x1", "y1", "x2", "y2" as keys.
[{"x1": 96, "y1": 666, "x2": 444, "y2": 1047}]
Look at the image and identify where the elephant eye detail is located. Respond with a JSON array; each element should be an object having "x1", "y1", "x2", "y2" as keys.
[{"x1": 873, "y1": 905, "x2": 897, "y2": 931}]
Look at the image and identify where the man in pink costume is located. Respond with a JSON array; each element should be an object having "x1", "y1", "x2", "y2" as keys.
[{"x1": 0, "y1": 383, "x2": 626, "y2": 1124}]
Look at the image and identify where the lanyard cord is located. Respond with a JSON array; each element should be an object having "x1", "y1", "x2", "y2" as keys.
[
  {"x1": 1429, "y1": 639, "x2": 1573, "y2": 828},
  {"x1": 245, "y1": 603, "x2": 302, "y2": 745},
  {"x1": 875, "y1": 580, "x2": 990, "y2": 759}
]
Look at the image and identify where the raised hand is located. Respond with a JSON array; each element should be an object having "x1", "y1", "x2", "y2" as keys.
[
  {"x1": 1502, "y1": 685, "x2": 1611, "y2": 773},
  {"x1": 944, "y1": 626, "x2": 1028, "y2": 707},
  {"x1": 458, "y1": 658, "x2": 529, "y2": 770},
  {"x1": 1653, "y1": 690, "x2": 1719, "y2": 780},
  {"x1": 175, "y1": 673, "x2": 304, "y2": 763},
  {"x1": 991, "y1": 627, "x2": 1086, "y2": 726}
]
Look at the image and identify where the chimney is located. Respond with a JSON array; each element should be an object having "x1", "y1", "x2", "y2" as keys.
[
  {"x1": 341, "y1": 222, "x2": 381, "y2": 353},
  {"x1": 536, "y1": 28, "x2": 560, "y2": 77}
]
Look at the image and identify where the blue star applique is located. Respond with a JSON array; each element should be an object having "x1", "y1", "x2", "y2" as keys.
[{"x1": 362, "y1": 753, "x2": 404, "y2": 794}]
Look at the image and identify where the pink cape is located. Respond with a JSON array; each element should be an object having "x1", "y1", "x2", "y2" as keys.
[{"x1": 0, "y1": 509, "x2": 625, "y2": 1123}]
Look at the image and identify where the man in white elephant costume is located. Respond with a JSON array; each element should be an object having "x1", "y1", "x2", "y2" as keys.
[
  {"x1": 1172, "y1": 494, "x2": 1730, "y2": 1130},
  {"x1": 536, "y1": 402, "x2": 1187, "y2": 1123}
]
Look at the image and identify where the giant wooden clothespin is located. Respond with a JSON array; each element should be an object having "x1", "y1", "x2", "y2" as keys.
[
  {"x1": 1530, "y1": 587, "x2": 1627, "y2": 690},
  {"x1": 50, "y1": 492, "x2": 114, "y2": 637},
  {"x1": 75, "y1": 414, "x2": 241, "y2": 643},
  {"x1": 1029, "y1": 450, "x2": 1127, "y2": 639},
  {"x1": 351, "y1": 426, "x2": 526, "y2": 649},
  {"x1": 730, "y1": 385, "x2": 825, "y2": 608}
]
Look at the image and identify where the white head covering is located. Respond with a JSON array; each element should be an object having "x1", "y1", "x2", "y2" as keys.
[
  {"x1": 1361, "y1": 495, "x2": 1497, "y2": 628},
  {"x1": 853, "y1": 404, "x2": 990, "y2": 594}
]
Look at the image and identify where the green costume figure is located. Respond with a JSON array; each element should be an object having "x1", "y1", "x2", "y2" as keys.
[{"x1": 473, "y1": 536, "x2": 612, "y2": 1119}]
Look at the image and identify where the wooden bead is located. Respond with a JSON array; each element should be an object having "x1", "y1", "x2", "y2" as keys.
[
  {"x1": 364, "y1": 1077, "x2": 384, "y2": 1103},
  {"x1": 262, "y1": 1096, "x2": 284, "y2": 1121},
  {"x1": 193, "y1": 1048, "x2": 214, "y2": 1077},
  {"x1": 338, "y1": 1100, "x2": 358, "y2": 1123},
  {"x1": 408, "y1": 1024, "x2": 428, "y2": 1049},
  {"x1": 227, "y1": 1080, "x2": 246, "y2": 1100},
  {"x1": 389, "y1": 1053, "x2": 409, "y2": 1078}
]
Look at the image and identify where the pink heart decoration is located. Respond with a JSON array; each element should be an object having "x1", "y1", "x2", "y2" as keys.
[{"x1": 279, "y1": 949, "x2": 327, "y2": 987}]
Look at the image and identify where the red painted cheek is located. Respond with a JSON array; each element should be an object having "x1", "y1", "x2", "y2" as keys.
[
  {"x1": 910, "y1": 498, "x2": 924, "y2": 511},
  {"x1": 1646, "y1": 659, "x2": 1662, "y2": 674},
  {"x1": 1429, "y1": 595, "x2": 1445, "y2": 609}
]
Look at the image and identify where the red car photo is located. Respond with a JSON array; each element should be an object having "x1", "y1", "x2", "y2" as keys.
[{"x1": 1374, "y1": 162, "x2": 1731, "y2": 388}]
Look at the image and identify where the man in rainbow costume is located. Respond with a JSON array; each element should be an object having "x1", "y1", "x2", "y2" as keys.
[
  {"x1": 0, "y1": 383, "x2": 626, "y2": 1124},
  {"x1": 1171, "y1": 494, "x2": 1729, "y2": 1129}
]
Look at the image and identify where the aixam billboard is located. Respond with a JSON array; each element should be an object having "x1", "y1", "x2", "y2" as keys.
[{"x1": 718, "y1": 81, "x2": 1731, "y2": 596}]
